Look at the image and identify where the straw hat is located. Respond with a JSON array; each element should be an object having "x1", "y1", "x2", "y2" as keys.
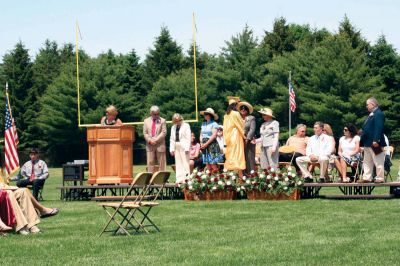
[
  {"x1": 258, "y1": 107, "x2": 275, "y2": 118},
  {"x1": 237, "y1": 101, "x2": 254, "y2": 114},
  {"x1": 227, "y1": 96, "x2": 241, "y2": 105},
  {"x1": 200, "y1": 107, "x2": 219, "y2": 120}
]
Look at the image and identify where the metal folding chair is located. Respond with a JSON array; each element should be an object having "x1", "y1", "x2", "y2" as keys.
[
  {"x1": 384, "y1": 146, "x2": 394, "y2": 182},
  {"x1": 98, "y1": 172, "x2": 152, "y2": 237},
  {"x1": 135, "y1": 171, "x2": 171, "y2": 233}
]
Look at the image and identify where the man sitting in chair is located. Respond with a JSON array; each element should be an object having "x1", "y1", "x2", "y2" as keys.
[
  {"x1": 17, "y1": 148, "x2": 49, "y2": 200},
  {"x1": 296, "y1": 122, "x2": 332, "y2": 183},
  {"x1": 279, "y1": 124, "x2": 308, "y2": 173}
]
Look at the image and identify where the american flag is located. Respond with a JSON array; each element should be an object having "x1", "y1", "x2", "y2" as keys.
[
  {"x1": 289, "y1": 82, "x2": 296, "y2": 113},
  {"x1": 4, "y1": 96, "x2": 19, "y2": 175}
]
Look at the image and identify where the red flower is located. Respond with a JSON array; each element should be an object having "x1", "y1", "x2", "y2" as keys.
[
  {"x1": 219, "y1": 174, "x2": 225, "y2": 178},
  {"x1": 214, "y1": 177, "x2": 218, "y2": 182}
]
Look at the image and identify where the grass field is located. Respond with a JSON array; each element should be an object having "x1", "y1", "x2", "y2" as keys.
[{"x1": 1, "y1": 161, "x2": 399, "y2": 266}]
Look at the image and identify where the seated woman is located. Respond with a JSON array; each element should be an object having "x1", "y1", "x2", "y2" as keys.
[
  {"x1": 0, "y1": 190, "x2": 15, "y2": 236},
  {"x1": 189, "y1": 133, "x2": 202, "y2": 172},
  {"x1": 279, "y1": 124, "x2": 308, "y2": 173},
  {"x1": 100, "y1": 105, "x2": 123, "y2": 126},
  {"x1": 335, "y1": 123, "x2": 361, "y2": 182},
  {"x1": 0, "y1": 155, "x2": 59, "y2": 235}
]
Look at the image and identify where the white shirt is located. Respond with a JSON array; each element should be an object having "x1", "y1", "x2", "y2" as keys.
[
  {"x1": 306, "y1": 133, "x2": 332, "y2": 158},
  {"x1": 169, "y1": 122, "x2": 191, "y2": 152},
  {"x1": 258, "y1": 120, "x2": 279, "y2": 147},
  {"x1": 339, "y1": 135, "x2": 360, "y2": 158}
]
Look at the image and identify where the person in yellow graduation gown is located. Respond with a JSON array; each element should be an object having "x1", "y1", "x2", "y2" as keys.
[{"x1": 223, "y1": 97, "x2": 245, "y2": 175}]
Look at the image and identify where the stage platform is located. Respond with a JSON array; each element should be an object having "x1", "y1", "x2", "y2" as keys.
[{"x1": 57, "y1": 182, "x2": 400, "y2": 201}]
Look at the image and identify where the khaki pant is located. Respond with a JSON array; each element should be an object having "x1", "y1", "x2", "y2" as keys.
[
  {"x1": 173, "y1": 142, "x2": 190, "y2": 183},
  {"x1": 146, "y1": 150, "x2": 166, "y2": 173},
  {"x1": 362, "y1": 147, "x2": 385, "y2": 181},
  {"x1": 260, "y1": 146, "x2": 279, "y2": 169},
  {"x1": 7, "y1": 188, "x2": 40, "y2": 231},
  {"x1": 296, "y1": 156, "x2": 329, "y2": 179}
]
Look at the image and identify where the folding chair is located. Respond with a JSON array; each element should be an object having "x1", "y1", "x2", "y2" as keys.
[
  {"x1": 135, "y1": 171, "x2": 171, "y2": 233},
  {"x1": 98, "y1": 172, "x2": 152, "y2": 237},
  {"x1": 384, "y1": 146, "x2": 394, "y2": 182},
  {"x1": 278, "y1": 146, "x2": 296, "y2": 169}
]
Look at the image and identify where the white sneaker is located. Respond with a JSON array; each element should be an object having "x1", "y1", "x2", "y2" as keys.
[
  {"x1": 29, "y1": 226, "x2": 41, "y2": 234},
  {"x1": 18, "y1": 227, "x2": 30, "y2": 235}
]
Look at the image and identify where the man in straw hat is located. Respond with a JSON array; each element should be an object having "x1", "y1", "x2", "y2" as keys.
[
  {"x1": 237, "y1": 101, "x2": 256, "y2": 174},
  {"x1": 254, "y1": 108, "x2": 280, "y2": 169},
  {"x1": 199, "y1": 107, "x2": 224, "y2": 173},
  {"x1": 223, "y1": 96, "x2": 246, "y2": 175}
]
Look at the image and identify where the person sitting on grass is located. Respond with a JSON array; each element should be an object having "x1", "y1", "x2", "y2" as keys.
[
  {"x1": 296, "y1": 121, "x2": 332, "y2": 183},
  {"x1": 17, "y1": 148, "x2": 49, "y2": 200},
  {"x1": 0, "y1": 160, "x2": 59, "y2": 235}
]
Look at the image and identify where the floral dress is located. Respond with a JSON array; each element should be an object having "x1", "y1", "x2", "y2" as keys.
[{"x1": 200, "y1": 120, "x2": 224, "y2": 164}]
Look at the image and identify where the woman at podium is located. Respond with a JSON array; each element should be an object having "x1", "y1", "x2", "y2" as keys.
[{"x1": 100, "y1": 105, "x2": 123, "y2": 126}]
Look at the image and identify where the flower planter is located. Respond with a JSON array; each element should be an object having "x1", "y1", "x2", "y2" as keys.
[
  {"x1": 184, "y1": 190, "x2": 237, "y2": 201},
  {"x1": 247, "y1": 189, "x2": 300, "y2": 200},
  {"x1": 184, "y1": 190, "x2": 205, "y2": 201}
]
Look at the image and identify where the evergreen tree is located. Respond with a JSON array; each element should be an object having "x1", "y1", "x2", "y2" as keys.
[
  {"x1": 24, "y1": 40, "x2": 61, "y2": 149},
  {"x1": 368, "y1": 35, "x2": 400, "y2": 138},
  {"x1": 2, "y1": 41, "x2": 33, "y2": 146},
  {"x1": 262, "y1": 35, "x2": 383, "y2": 139},
  {"x1": 142, "y1": 27, "x2": 184, "y2": 91},
  {"x1": 262, "y1": 17, "x2": 296, "y2": 57}
]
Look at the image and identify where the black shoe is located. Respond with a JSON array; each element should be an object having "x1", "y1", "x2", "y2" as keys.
[
  {"x1": 304, "y1": 177, "x2": 313, "y2": 183},
  {"x1": 319, "y1": 178, "x2": 326, "y2": 183}
]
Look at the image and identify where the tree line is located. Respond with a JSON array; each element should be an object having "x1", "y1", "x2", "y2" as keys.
[{"x1": 0, "y1": 16, "x2": 399, "y2": 165}]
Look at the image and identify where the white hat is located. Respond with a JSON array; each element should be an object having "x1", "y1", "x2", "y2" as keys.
[
  {"x1": 258, "y1": 107, "x2": 275, "y2": 118},
  {"x1": 200, "y1": 107, "x2": 219, "y2": 120}
]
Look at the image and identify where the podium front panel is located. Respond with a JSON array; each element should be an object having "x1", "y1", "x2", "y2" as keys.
[{"x1": 87, "y1": 126, "x2": 134, "y2": 184}]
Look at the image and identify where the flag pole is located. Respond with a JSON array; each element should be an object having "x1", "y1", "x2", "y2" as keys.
[
  {"x1": 76, "y1": 21, "x2": 81, "y2": 127},
  {"x1": 288, "y1": 71, "x2": 291, "y2": 137},
  {"x1": 192, "y1": 12, "x2": 199, "y2": 122}
]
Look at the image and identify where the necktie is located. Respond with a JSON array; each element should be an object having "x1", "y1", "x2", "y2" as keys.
[
  {"x1": 29, "y1": 161, "x2": 35, "y2": 182},
  {"x1": 151, "y1": 119, "x2": 157, "y2": 137}
]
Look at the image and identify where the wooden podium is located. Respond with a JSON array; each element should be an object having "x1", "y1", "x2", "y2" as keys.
[{"x1": 87, "y1": 126, "x2": 135, "y2": 184}]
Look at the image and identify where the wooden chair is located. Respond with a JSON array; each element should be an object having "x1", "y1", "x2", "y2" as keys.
[
  {"x1": 135, "y1": 171, "x2": 171, "y2": 233},
  {"x1": 384, "y1": 146, "x2": 394, "y2": 182},
  {"x1": 98, "y1": 172, "x2": 153, "y2": 237}
]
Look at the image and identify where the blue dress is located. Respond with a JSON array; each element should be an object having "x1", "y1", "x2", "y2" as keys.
[{"x1": 200, "y1": 120, "x2": 224, "y2": 164}]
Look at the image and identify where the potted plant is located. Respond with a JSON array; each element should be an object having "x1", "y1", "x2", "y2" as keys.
[
  {"x1": 180, "y1": 169, "x2": 239, "y2": 200},
  {"x1": 240, "y1": 166, "x2": 303, "y2": 200}
]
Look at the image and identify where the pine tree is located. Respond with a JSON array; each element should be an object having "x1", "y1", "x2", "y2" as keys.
[
  {"x1": 142, "y1": 27, "x2": 184, "y2": 91},
  {"x1": 24, "y1": 40, "x2": 62, "y2": 149},
  {"x1": 2, "y1": 41, "x2": 33, "y2": 146}
]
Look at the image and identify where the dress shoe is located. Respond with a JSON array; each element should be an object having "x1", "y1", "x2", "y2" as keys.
[
  {"x1": 304, "y1": 177, "x2": 313, "y2": 183},
  {"x1": 18, "y1": 227, "x2": 30, "y2": 235},
  {"x1": 318, "y1": 178, "x2": 326, "y2": 183},
  {"x1": 374, "y1": 179, "x2": 384, "y2": 183},
  {"x1": 29, "y1": 226, "x2": 41, "y2": 234}
]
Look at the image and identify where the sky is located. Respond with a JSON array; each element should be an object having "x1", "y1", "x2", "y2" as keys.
[{"x1": 0, "y1": 0, "x2": 399, "y2": 62}]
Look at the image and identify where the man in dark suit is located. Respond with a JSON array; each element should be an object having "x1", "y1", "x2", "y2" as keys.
[{"x1": 359, "y1": 97, "x2": 386, "y2": 183}]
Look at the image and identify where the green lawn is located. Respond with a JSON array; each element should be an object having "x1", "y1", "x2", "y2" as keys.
[{"x1": 1, "y1": 161, "x2": 399, "y2": 265}]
